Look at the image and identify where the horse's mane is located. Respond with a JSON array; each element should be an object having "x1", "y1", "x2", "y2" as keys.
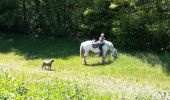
[{"x1": 104, "y1": 40, "x2": 113, "y2": 45}]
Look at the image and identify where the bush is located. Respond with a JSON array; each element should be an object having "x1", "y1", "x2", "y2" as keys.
[{"x1": 0, "y1": 69, "x2": 93, "y2": 99}]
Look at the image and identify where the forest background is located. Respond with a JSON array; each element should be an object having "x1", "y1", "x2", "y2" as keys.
[{"x1": 0, "y1": 0, "x2": 170, "y2": 51}]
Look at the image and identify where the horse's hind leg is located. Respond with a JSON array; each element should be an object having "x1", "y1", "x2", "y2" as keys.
[
  {"x1": 83, "y1": 51, "x2": 89, "y2": 65},
  {"x1": 42, "y1": 63, "x2": 45, "y2": 69},
  {"x1": 83, "y1": 56, "x2": 87, "y2": 65}
]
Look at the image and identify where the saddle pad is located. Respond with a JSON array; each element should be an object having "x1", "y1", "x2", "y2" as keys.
[{"x1": 92, "y1": 43, "x2": 99, "y2": 48}]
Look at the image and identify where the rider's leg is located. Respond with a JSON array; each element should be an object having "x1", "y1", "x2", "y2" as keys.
[
  {"x1": 99, "y1": 44, "x2": 102, "y2": 57},
  {"x1": 101, "y1": 46, "x2": 103, "y2": 57}
]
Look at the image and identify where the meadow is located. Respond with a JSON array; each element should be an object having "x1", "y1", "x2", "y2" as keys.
[{"x1": 0, "y1": 34, "x2": 170, "y2": 99}]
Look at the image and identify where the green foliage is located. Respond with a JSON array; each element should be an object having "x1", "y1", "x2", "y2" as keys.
[
  {"x1": 116, "y1": 0, "x2": 170, "y2": 50},
  {"x1": 0, "y1": 0, "x2": 86, "y2": 35},
  {"x1": 109, "y1": 3, "x2": 118, "y2": 9},
  {"x1": 0, "y1": 0, "x2": 19, "y2": 32},
  {"x1": 82, "y1": 0, "x2": 112, "y2": 37},
  {"x1": 0, "y1": 71, "x2": 28, "y2": 99},
  {"x1": 0, "y1": 70, "x2": 93, "y2": 99},
  {"x1": 82, "y1": 0, "x2": 170, "y2": 51},
  {"x1": 0, "y1": 0, "x2": 170, "y2": 50}
]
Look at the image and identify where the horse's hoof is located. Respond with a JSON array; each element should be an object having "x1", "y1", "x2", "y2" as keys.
[
  {"x1": 83, "y1": 63, "x2": 87, "y2": 65},
  {"x1": 114, "y1": 56, "x2": 118, "y2": 60}
]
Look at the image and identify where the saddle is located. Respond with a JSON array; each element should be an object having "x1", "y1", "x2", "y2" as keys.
[{"x1": 92, "y1": 40, "x2": 100, "y2": 48}]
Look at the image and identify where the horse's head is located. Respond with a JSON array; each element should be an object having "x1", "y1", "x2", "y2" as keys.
[
  {"x1": 111, "y1": 48, "x2": 118, "y2": 59},
  {"x1": 106, "y1": 41, "x2": 118, "y2": 59}
]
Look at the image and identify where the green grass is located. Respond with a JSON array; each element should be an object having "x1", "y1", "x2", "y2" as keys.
[{"x1": 0, "y1": 33, "x2": 170, "y2": 99}]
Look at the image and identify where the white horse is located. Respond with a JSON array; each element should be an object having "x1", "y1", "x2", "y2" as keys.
[{"x1": 80, "y1": 40, "x2": 118, "y2": 65}]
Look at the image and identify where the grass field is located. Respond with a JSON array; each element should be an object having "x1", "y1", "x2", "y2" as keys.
[{"x1": 0, "y1": 34, "x2": 170, "y2": 99}]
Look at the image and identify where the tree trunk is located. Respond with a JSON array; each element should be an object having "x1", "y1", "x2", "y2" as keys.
[
  {"x1": 23, "y1": 0, "x2": 26, "y2": 22},
  {"x1": 35, "y1": 0, "x2": 40, "y2": 14}
]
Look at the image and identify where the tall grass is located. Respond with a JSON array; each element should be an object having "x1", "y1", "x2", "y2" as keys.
[{"x1": 0, "y1": 69, "x2": 94, "y2": 99}]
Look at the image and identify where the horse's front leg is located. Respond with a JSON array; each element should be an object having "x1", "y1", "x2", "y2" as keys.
[{"x1": 101, "y1": 52, "x2": 106, "y2": 64}]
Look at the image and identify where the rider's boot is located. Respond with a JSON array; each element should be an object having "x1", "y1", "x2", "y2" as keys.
[{"x1": 99, "y1": 51, "x2": 102, "y2": 57}]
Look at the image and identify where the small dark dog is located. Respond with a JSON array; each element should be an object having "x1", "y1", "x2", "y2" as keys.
[{"x1": 42, "y1": 59, "x2": 54, "y2": 70}]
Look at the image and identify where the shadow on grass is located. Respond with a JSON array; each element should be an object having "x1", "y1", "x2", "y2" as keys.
[
  {"x1": 0, "y1": 34, "x2": 80, "y2": 60},
  {"x1": 85, "y1": 61, "x2": 113, "y2": 67},
  {"x1": 84, "y1": 52, "x2": 115, "y2": 67},
  {"x1": 122, "y1": 50, "x2": 170, "y2": 75},
  {"x1": 85, "y1": 60, "x2": 113, "y2": 67},
  {"x1": 42, "y1": 69, "x2": 55, "y2": 71}
]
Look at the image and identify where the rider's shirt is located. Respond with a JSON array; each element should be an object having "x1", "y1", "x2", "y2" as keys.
[{"x1": 99, "y1": 36, "x2": 105, "y2": 43}]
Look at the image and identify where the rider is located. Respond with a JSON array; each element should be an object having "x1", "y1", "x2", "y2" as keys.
[{"x1": 99, "y1": 33, "x2": 105, "y2": 57}]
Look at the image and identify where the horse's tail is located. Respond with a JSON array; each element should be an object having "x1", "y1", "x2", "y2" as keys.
[{"x1": 80, "y1": 43, "x2": 84, "y2": 58}]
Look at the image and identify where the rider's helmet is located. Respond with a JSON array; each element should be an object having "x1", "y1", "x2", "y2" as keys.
[{"x1": 101, "y1": 33, "x2": 104, "y2": 37}]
